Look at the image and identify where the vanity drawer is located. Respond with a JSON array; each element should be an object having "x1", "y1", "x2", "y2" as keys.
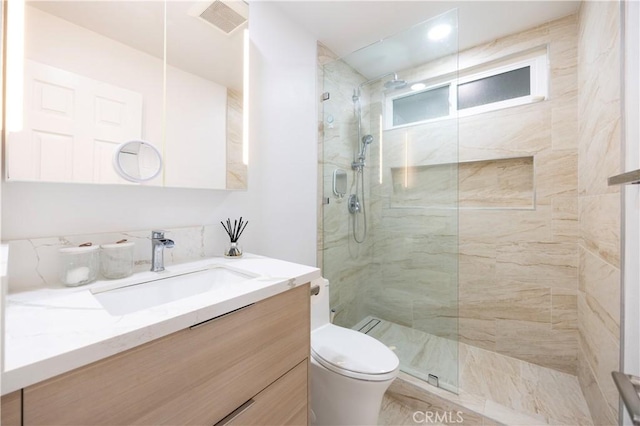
[
  {"x1": 220, "y1": 360, "x2": 308, "y2": 426},
  {"x1": 1, "y1": 391, "x2": 22, "y2": 426},
  {"x1": 23, "y1": 284, "x2": 310, "y2": 425}
]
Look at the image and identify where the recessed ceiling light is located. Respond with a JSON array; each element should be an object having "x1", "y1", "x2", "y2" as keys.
[
  {"x1": 411, "y1": 83, "x2": 426, "y2": 91},
  {"x1": 428, "y1": 24, "x2": 452, "y2": 41}
]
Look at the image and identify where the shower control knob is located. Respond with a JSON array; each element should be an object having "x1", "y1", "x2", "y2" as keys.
[{"x1": 348, "y1": 194, "x2": 361, "y2": 214}]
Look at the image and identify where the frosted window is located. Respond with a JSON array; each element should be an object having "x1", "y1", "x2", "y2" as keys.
[
  {"x1": 393, "y1": 85, "x2": 450, "y2": 126},
  {"x1": 458, "y1": 66, "x2": 531, "y2": 110}
]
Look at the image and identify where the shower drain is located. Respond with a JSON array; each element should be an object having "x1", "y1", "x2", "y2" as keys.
[{"x1": 358, "y1": 318, "x2": 380, "y2": 334}]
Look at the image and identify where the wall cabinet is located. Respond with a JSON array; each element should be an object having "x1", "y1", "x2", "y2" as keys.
[
  {"x1": 6, "y1": 3, "x2": 247, "y2": 190},
  {"x1": 4, "y1": 285, "x2": 309, "y2": 425}
]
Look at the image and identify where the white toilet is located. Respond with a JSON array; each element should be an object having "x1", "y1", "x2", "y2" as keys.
[{"x1": 310, "y1": 278, "x2": 399, "y2": 426}]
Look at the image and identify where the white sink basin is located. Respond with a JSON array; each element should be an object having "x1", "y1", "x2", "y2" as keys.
[{"x1": 92, "y1": 265, "x2": 256, "y2": 316}]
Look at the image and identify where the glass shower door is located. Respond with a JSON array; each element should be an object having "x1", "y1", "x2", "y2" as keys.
[{"x1": 320, "y1": 9, "x2": 460, "y2": 393}]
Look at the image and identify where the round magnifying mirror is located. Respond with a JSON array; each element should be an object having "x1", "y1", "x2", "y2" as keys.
[{"x1": 113, "y1": 140, "x2": 162, "y2": 183}]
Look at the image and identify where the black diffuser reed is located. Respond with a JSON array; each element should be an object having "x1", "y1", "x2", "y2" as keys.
[
  {"x1": 221, "y1": 217, "x2": 248, "y2": 257},
  {"x1": 221, "y1": 217, "x2": 248, "y2": 242}
]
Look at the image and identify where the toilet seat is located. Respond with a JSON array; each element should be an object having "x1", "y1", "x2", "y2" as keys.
[{"x1": 311, "y1": 324, "x2": 399, "y2": 381}]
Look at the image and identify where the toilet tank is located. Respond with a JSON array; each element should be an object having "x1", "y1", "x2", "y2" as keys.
[{"x1": 310, "y1": 278, "x2": 330, "y2": 330}]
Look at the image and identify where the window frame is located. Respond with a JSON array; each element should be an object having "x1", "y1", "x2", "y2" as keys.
[{"x1": 384, "y1": 51, "x2": 549, "y2": 130}]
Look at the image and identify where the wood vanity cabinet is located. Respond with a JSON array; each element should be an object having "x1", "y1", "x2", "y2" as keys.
[
  {"x1": 19, "y1": 284, "x2": 310, "y2": 426},
  {"x1": 1, "y1": 391, "x2": 22, "y2": 426}
]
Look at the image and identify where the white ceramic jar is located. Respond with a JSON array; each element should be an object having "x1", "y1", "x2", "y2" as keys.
[{"x1": 100, "y1": 241, "x2": 135, "y2": 279}]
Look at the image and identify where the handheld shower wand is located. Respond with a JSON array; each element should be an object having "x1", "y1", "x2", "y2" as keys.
[
  {"x1": 359, "y1": 135, "x2": 374, "y2": 159},
  {"x1": 353, "y1": 134, "x2": 374, "y2": 169}
]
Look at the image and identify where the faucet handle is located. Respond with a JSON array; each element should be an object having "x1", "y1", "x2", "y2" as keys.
[{"x1": 152, "y1": 230, "x2": 165, "y2": 239}]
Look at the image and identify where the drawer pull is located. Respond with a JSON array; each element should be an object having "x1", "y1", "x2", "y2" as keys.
[
  {"x1": 214, "y1": 399, "x2": 255, "y2": 426},
  {"x1": 190, "y1": 304, "x2": 254, "y2": 330}
]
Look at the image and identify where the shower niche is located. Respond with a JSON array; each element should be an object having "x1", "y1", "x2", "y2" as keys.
[{"x1": 390, "y1": 156, "x2": 535, "y2": 209}]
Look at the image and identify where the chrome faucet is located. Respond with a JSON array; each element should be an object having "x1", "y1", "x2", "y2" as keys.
[{"x1": 151, "y1": 230, "x2": 175, "y2": 272}]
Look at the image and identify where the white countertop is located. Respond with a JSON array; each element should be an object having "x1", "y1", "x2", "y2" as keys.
[{"x1": 2, "y1": 254, "x2": 321, "y2": 394}]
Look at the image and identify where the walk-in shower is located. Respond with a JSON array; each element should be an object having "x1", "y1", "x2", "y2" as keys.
[{"x1": 321, "y1": 5, "x2": 597, "y2": 424}]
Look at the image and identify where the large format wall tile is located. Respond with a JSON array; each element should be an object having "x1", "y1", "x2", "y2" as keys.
[
  {"x1": 551, "y1": 288, "x2": 578, "y2": 330},
  {"x1": 578, "y1": 293, "x2": 620, "y2": 416},
  {"x1": 318, "y1": 51, "x2": 375, "y2": 329},
  {"x1": 459, "y1": 105, "x2": 551, "y2": 161},
  {"x1": 495, "y1": 242, "x2": 578, "y2": 286},
  {"x1": 577, "y1": 1, "x2": 621, "y2": 422},
  {"x1": 495, "y1": 319, "x2": 577, "y2": 374},
  {"x1": 579, "y1": 193, "x2": 621, "y2": 266},
  {"x1": 320, "y1": 15, "x2": 583, "y2": 379},
  {"x1": 579, "y1": 246, "x2": 620, "y2": 336},
  {"x1": 552, "y1": 196, "x2": 579, "y2": 242},
  {"x1": 437, "y1": 15, "x2": 579, "y2": 374},
  {"x1": 577, "y1": 1, "x2": 621, "y2": 197},
  {"x1": 577, "y1": 346, "x2": 617, "y2": 425},
  {"x1": 459, "y1": 318, "x2": 496, "y2": 352}
]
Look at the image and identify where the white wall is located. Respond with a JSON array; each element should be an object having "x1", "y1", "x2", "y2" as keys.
[
  {"x1": 1, "y1": 2, "x2": 318, "y2": 267},
  {"x1": 246, "y1": 1, "x2": 318, "y2": 265}
]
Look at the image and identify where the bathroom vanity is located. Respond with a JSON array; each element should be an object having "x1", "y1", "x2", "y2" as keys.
[{"x1": 1, "y1": 255, "x2": 319, "y2": 425}]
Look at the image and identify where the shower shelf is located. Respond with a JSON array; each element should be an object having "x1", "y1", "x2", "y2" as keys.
[{"x1": 608, "y1": 169, "x2": 640, "y2": 186}]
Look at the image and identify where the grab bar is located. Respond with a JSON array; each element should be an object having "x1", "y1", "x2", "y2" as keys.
[
  {"x1": 608, "y1": 169, "x2": 640, "y2": 186},
  {"x1": 612, "y1": 371, "x2": 640, "y2": 424}
]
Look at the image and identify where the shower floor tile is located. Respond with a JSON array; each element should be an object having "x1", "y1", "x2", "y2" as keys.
[{"x1": 355, "y1": 317, "x2": 594, "y2": 426}]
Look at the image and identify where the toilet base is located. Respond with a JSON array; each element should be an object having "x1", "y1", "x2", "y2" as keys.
[{"x1": 310, "y1": 356, "x2": 396, "y2": 426}]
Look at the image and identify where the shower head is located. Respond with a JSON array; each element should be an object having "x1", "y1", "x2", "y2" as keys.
[
  {"x1": 362, "y1": 134, "x2": 374, "y2": 145},
  {"x1": 358, "y1": 72, "x2": 407, "y2": 90},
  {"x1": 384, "y1": 73, "x2": 407, "y2": 90}
]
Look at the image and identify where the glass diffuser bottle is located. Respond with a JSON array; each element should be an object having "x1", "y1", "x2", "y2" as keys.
[{"x1": 221, "y1": 217, "x2": 248, "y2": 258}]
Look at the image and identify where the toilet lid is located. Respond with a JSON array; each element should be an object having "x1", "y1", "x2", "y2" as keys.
[{"x1": 311, "y1": 324, "x2": 399, "y2": 380}]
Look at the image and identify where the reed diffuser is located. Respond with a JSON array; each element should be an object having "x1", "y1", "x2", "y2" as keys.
[{"x1": 221, "y1": 217, "x2": 248, "y2": 258}]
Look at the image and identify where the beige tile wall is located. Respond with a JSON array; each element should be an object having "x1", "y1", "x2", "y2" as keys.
[
  {"x1": 454, "y1": 16, "x2": 580, "y2": 375},
  {"x1": 318, "y1": 43, "x2": 375, "y2": 328},
  {"x1": 365, "y1": 48, "x2": 460, "y2": 344},
  {"x1": 319, "y1": 6, "x2": 622, "y2": 422},
  {"x1": 319, "y1": 15, "x2": 582, "y2": 375},
  {"x1": 365, "y1": 15, "x2": 580, "y2": 375},
  {"x1": 577, "y1": 1, "x2": 621, "y2": 424}
]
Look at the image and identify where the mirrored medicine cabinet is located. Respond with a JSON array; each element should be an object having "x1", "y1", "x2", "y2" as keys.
[{"x1": 4, "y1": 0, "x2": 248, "y2": 190}]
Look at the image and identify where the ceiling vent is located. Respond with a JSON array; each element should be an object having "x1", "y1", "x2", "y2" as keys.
[{"x1": 190, "y1": 0, "x2": 248, "y2": 35}]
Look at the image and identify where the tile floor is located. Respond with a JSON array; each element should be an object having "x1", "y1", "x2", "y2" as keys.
[{"x1": 355, "y1": 317, "x2": 594, "y2": 426}]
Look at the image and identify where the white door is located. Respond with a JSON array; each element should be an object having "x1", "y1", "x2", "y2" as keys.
[{"x1": 6, "y1": 60, "x2": 143, "y2": 184}]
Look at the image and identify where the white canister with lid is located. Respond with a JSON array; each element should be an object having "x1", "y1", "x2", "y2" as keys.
[
  {"x1": 59, "y1": 245, "x2": 100, "y2": 286},
  {"x1": 100, "y1": 241, "x2": 135, "y2": 279}
]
